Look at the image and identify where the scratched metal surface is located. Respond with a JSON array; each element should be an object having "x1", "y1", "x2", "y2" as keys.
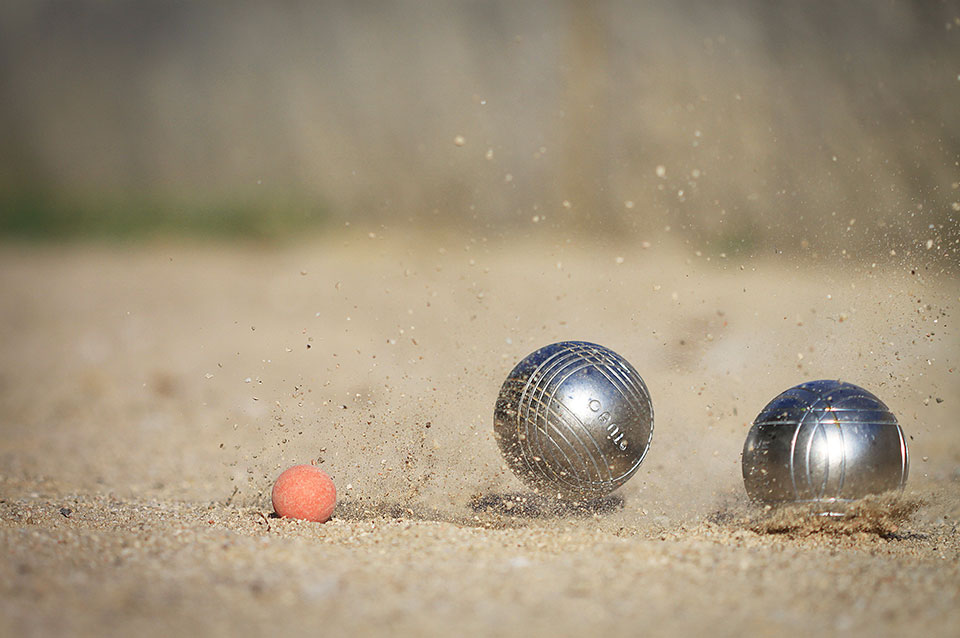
[
  {"x1": 742, "y1": 380, "x2": 909, "y2": 509},
  {"x1": 494, "y1": 341, "x2": 654, "y2": 499}
]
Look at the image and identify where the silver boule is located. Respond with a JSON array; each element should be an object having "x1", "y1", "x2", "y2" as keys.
[
  {"x1": 494, "y1": 341, "x2": 654, "y2": 499},
  {"x1": 742, "y1": 379, "x2": 909, "y2": 508}
]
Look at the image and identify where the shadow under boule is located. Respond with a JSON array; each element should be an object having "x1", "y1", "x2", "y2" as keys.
[{"x1": 470, "y1": 492, "x2": 624, "y2": 518}]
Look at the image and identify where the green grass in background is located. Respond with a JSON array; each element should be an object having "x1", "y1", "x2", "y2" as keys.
[{"x1": 0, "y1": 188, "x2": 329, "y2": 241}]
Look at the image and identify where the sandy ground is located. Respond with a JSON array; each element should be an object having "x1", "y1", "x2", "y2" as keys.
[{"x1": 1, "y1": 232, "x2": 958, "y2": 637}]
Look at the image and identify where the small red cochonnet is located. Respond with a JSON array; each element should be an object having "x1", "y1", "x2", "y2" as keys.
[{"x1": 272, "y1": 464, "x2": 337, "y2": 523}]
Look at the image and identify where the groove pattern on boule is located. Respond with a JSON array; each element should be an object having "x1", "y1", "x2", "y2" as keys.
[
  {"x1": 494, "y1": 341, "x2": 654, "y2": 499},
  {"x1": 742, "y1": 379, "x2": 909, "y2": 508}
]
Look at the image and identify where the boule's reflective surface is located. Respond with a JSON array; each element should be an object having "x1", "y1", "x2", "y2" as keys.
[
  {"x1": 494, "y1": 341, "x2": 654, "y2": 499},
  {"x1": 742, "y1": 380, "x2": 909, "y2": 507}
]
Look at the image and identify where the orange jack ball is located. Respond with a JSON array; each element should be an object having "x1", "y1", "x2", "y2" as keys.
[{"x1": 272, "y1": 464, "x2": 337, "y2": 523}]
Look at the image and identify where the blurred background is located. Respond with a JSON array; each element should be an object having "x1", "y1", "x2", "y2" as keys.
[{"x1": 0, "y1": 0, "x2": 957, "y2": 262}]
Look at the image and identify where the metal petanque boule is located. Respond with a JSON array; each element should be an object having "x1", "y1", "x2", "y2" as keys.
[
  {"x1": 493, "y1": 341, "x2": 654, "y2": 500},
  {"x1": 742, "y1": 379, "x2": 909, "y2": 512}
]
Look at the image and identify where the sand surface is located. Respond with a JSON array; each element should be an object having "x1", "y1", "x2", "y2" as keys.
[{"x1": 1, "y1": 234, "x2": 958, "y2": 637}]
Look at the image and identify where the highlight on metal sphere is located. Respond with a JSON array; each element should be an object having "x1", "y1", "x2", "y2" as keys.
[
  {"x1": 742, "y1": 379, "x2": 909, "y2": 508},
  {"x1": 493, "y1": 341, "x2": 654, "y2": 499}
]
